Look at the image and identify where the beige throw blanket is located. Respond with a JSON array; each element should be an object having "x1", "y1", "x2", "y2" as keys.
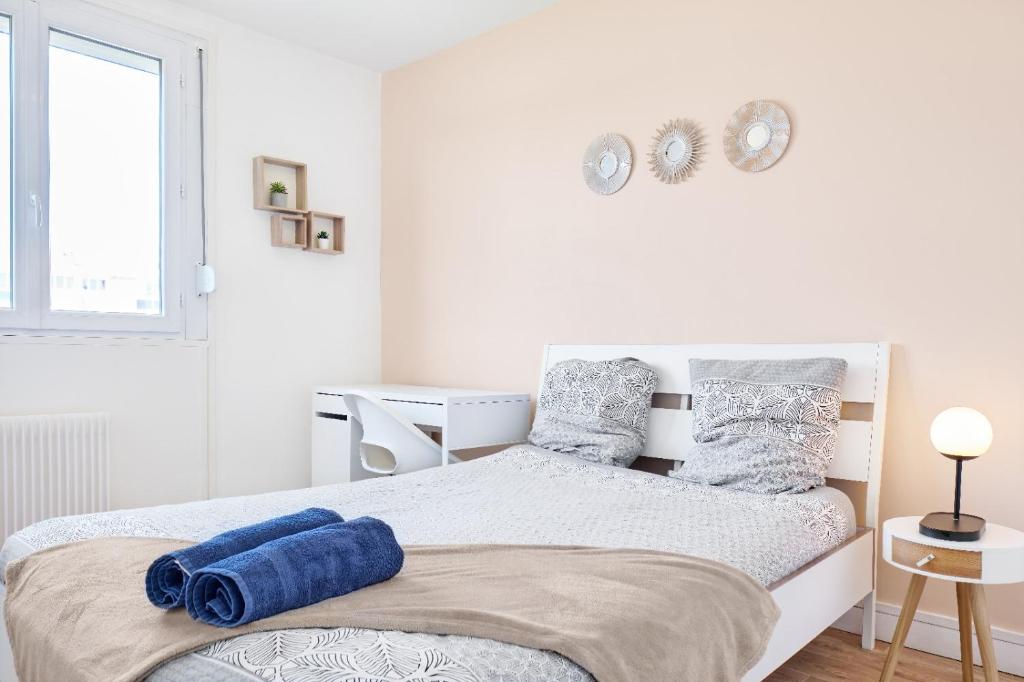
[{"x1": 5, "y1": 538, "x2": 779, "y2": 682}]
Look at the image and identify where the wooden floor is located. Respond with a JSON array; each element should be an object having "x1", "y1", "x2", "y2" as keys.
[{"x1": 766, "y1": 629, "x2": 1023, "y2": 681}]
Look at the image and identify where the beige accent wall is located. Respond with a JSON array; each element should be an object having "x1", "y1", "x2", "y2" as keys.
[{"x1": 381, "y1": 0, "x2": 1024, "y2": 632}]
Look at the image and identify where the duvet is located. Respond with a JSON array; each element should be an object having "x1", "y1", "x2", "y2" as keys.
[{"x1": 1, "y1": 446, "x2": 854, "y2": 682}]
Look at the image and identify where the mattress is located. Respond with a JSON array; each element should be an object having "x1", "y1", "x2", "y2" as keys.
[{"x1": 1, "y1": 445, "x2": 855, "y2": 682}]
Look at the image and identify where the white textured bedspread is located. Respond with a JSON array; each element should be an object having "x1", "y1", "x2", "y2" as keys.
[{"x1": 2, "y1": 446, "x2": 854, "y2": 682}]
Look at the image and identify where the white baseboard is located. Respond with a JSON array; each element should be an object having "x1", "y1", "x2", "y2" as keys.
[{"x1": 834, "y1": 601, "x2": 1024, "y2": 676}]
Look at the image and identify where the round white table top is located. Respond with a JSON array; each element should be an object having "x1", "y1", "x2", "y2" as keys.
[
  {"x1": 885, "y1": 516, "x2": 1024, "y2": 550},
  {"x1": 883, "y1": 516, "x2": 1024, "y2": 584}
]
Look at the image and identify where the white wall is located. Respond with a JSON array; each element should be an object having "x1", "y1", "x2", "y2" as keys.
[
  {"x1": 0, "y1": 337, "x2": 209, "y2": 509},
  {"x1": 0, "y1": 0, "x2": 382, "y2": 509},
  {"x1": 195, "y1": 3, "x2": 382, "y2": 497}
]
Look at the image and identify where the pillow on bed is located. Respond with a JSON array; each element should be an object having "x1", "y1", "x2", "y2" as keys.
[
  {"x1": 528, "y1": 357, "x2": 658, "y2": 468},
  {"x1": 671, "y1": 357, "x2": 847, "y2": 494}
]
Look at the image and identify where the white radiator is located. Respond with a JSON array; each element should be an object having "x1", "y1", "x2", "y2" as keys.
[{"x1": 0, "y1": 413, "x2": 110, "y2": 539}]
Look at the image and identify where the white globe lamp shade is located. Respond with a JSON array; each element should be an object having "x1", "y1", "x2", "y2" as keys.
[{"x1": 930, "y1": 407, "x2": 993, "y2": 458}]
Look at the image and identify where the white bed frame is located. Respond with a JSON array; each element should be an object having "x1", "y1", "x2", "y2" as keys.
[
  {"x1": 540, "y1": 342, "x2": 891, "y2": 681},
  {"x1": 0, "y1": 342, "x2": 889, "y2": 682}
]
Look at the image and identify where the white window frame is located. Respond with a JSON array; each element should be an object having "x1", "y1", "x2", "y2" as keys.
[{"x1": 0, "y1": 0, "x2": 206, "y2": 338}]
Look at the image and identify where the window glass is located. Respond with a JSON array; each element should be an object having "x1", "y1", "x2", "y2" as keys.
[
  {"x1": 0, "y1": 16, "x2": 11, "y2": 309},
  {"x1": 47, "y1": 29, "x2": 161, "y2": 314}
]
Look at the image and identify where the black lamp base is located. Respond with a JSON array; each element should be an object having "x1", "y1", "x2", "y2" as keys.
[{"x1": 919, "y1": 512, "x2": 985, "y2": 542}]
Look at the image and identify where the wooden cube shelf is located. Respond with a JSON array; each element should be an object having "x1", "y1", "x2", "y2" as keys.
[
  {"x1": 253, "y1": 156, "x2": 308, "y2": 214},
  {"x1": 254, "y1": 154, "x2": 346, "y2": 255},
  {"x1": 270, "y1": 213, "x2": 308, "y2": 249},
  {"x1": 305, "y1": 211, "x2": 345, "y2": 255}
]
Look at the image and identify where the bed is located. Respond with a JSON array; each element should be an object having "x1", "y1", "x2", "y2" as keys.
[{"x1": 0, "y1": 342, "x2": 890, "y2": 681}]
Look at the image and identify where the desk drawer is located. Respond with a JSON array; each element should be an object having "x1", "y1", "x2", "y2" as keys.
[
  {"x1": 315, "y1": 394, "x2": 443, "y2": 427},
  {"x1": 892, "y1": 538, "x2": 982, "y2": 579},
  {"x1": 313, "y1": 393, "x2": 349, "y2": 416},
  {"x1": 383, "y1": 400, "x2": 443, "y2": 429}
]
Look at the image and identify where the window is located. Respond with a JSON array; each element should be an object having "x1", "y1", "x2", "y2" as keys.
[
  {"x1": 0, "y1": 15, "x2": 10, "y2": 310},
  {"x1": 48, "y1": 31, "x2": 162, "y2": 316},
  {"x1": 0, "y1": 0, "x2": 205, "y2": 336}
]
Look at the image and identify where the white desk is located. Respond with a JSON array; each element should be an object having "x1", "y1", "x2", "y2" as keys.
[{"x1": 311, "y1": 384, "x2": 531, "y2": 486}]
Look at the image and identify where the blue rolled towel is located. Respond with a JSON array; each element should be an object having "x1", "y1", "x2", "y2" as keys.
[
  {"x1": 146, "y1": 507, "x2": 343, "y2": 609},
  {"x1": 185, "y1": 516, "x2": 404, "y2": 627}
]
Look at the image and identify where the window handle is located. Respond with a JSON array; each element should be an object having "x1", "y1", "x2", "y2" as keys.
[{"x1": 29, "y1": 193, "x2": 42, "y2": 229}]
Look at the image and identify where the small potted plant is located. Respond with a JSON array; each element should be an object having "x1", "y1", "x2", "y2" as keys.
[
  {"x1": 316, "y1": 230, "x2": 331, "y2": 250},
  {"x1": 269, "y1": 181, "x2": 288, "y2": 208}
]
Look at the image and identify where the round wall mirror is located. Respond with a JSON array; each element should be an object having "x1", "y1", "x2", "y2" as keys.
[
  {"x1": 723, "y1": 100, "x2": 791, "y2": 172},
  {"x1": 597, "y1": 151, "x2": 619, "y2": 179},
  {"x1": 665, "y1": 138, "x2": 689, "y2": 163},
  {"x1": 744, "y1": 122, "x2": 772, "y2": 151},
  {"x1": 648, "y1": 119, "x2": 703, "y2": 184},
  {"x1": 582, "y1": 133, "x2": 633, "y2": 195}
]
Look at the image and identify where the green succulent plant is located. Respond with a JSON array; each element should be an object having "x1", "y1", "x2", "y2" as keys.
[
  {"x1": 316, "y1": 230, "x2": 330, "y2": 240},
  {"x1": 269, "y1": 181, "x2": 288, "y2": 194}
]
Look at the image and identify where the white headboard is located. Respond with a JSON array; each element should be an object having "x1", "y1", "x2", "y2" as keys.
[{"x1": 539, "y1": 343, "x2": 891, "y2": 527}]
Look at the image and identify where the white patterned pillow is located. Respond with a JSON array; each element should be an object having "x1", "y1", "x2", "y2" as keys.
[
  {"x1": 528, "y1": 358, "x2": 659, "y2": 467},
  {"x1": 671, "y1": 358, "x2": 847, "y2": 494}
]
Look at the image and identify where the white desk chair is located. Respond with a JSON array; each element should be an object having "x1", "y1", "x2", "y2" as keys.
[{"x1": 342, "y1": 391, "x2": 459, "y2": 475}]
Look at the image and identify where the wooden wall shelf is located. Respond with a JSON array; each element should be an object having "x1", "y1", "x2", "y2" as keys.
[
  {"x1": 305, "y1": 211, "x2": 345, "y2": 255},
  {"x1": 270, "y1": 213, "x2": 308, "y2": 249},
  {"x1": 254, "y1": 156, "x2": 346, "y2": 255},
  {"x1": 253, "y1": 156, "x2": 308, "y2": 213}
]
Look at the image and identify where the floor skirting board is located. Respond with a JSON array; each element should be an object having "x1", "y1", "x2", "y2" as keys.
[{"x1": 834, "y1": 602, "x2": 1024, "y2": 676}]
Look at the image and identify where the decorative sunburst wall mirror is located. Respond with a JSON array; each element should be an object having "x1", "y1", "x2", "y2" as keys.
[
  {"x1": 648, "y1": 119, "x2": 704, "y2": 184},
  {"x1": 723, "y1": 100, "x2": 791, "y2": 172},
  {"x1": 582, "y1": 133, "x2": 633, "y2": 195}
]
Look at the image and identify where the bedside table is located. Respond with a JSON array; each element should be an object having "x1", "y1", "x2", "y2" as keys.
[{"x1": 880, "y1": 516, "x2": 1024, "y2": 682}]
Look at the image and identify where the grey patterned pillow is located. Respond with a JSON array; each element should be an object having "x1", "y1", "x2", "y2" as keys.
[
  {"x1": 528, "y1": 358, "x2": 659, "y2": 467},
  {"x1": 671, "y1": 358, "x2": 847, "y2": 494}
]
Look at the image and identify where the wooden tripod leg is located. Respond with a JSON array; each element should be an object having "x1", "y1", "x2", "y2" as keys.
[
  {"x1": 880, "y1": 573, "x2": 927, "y2": 682},
  {"x1": 957, "y1": 582, "x2": 974, "y2": 682},
  {"x1": 969, "y1": 584, "x2": 1000, "y2": 682}
]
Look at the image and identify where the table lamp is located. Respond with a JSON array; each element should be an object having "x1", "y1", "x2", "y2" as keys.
[{"x1": 919, "y1": 407, "x2": 992, "y2": 542}]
